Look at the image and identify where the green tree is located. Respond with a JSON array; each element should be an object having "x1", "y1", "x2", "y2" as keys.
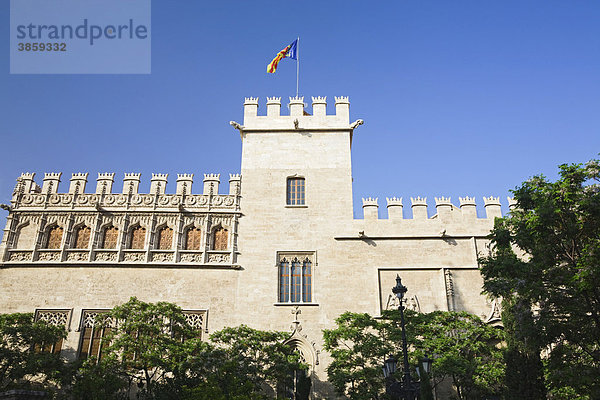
[
  {"x1": 409, "y1": 311, "x2": 504, "y2": 400},
  {"x1": 68, "y1": 357, "x2": 129, "y2": 400},
  {"x1": 322, "y1": 310, "x2": 504, "y2": 400},
  {"x1": 500, "y1": 297, "x2": 546, "y2": 400},
  {"x1": 92, "y1": 297, "x2": 204, "y2": 399},
  {"x1": 0, "y1": 313, "x2": 67, "y2": 392},
  {"x1": 68, "y1": 298, "x2": 304, "y2": 400},
  {"x1": 207, "y1": 325, "x2": 305, "y2": 399},
  {"x1": 323, "y1": 312, "x2": 390, "y2": 400},
  {"x1": 479, "y1": 159, "x2": 600, "y2": 398}
]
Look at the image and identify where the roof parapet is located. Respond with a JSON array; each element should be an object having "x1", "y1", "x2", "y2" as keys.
[
  {"x1": 362, "y1": 197, "x2": 379, "y2": 220},
  {"x1": 69, "y1": 173, "x2": 89, "y2": 194},
  {"x1": 239, "y1": 96, "x2": 355, "y2": 129}
]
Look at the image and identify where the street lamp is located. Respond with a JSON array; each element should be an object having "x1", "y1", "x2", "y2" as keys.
[
  {"x1": 418, "y1": 355, "x2": 433, "y2": 377},
  {"x1": 383, "y1": 275, "x2": 420, "y2": 400}
]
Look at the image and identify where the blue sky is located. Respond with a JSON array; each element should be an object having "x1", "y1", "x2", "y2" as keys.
[{"x1": 1, "y1": 1, "x2": 599, "y2": 220}]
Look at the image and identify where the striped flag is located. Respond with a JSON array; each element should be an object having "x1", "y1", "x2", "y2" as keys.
[{"x1": 267, "y1": 39, "x2": 298, "y2": 73}]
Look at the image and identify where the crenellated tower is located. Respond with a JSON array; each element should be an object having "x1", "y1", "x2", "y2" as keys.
[{"x1": 233, "y1": 96, "x2": 363, "y2": 228}]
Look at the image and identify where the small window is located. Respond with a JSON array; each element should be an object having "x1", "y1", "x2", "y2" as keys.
[
  {"x1": 279, "y1": 259, "x2": 290, "y2": 302},
  {"x1": 101, "y1": 226, "x2": 119, "y2": 249},
  {"x1": 74, "y1": 226, "x2": 91, "y2": 249},
  {"x1": 129, "y1": 226, "x2": 146, "y2": 249},
  {"x1": 302, "y1": 260, "x2": 312, "y2": 302},
  {"x1": 212, "y1": 227, "x2": 228, "y2": 251},
  {"x1": 44, "y1": 226, "x2": 63, "y2": 249},
  {"x1": 79, "y1": 325, "x2": 112, "y2": 361},
  {"x1": 157, "y1": 227, "x2": 173, "y2": 250},
  {"x1": 185, "y1": 228, "x2": 202, "y2": 250},
  {"x1": 78, "y1": 311, "x2": 112, "y2": 361},
  {"x1": 278, "y1": 254, "x2": 313, "y2": 303},
  {"x1": 287, "y1": 178, "x2": 305, "y2": 205},
  {"x1": 183, "y1": 311, "x2": 206, "y2": 340},
  {"x1": 34, "y1": 310, "x2": 69, "y2": 354}
]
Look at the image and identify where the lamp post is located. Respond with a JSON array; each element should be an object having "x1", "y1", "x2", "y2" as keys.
[{"x1": 382, "y1": 275, "x2": 421, "y2": 400}]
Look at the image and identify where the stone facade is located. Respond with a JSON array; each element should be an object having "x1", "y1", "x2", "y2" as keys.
[{"x1": 0, "y1": 96, "x2": 508, "y2": 398}]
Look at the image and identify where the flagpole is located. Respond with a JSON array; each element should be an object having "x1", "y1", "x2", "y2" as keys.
[{"x1": 296, "y1": 37, "x2": 300, "y2": 97}]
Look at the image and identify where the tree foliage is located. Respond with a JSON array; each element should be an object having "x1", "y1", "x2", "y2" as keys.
[
  {"x1": 322, "y1": 310, "x2": 504, "y2": 400},
  {"x1": 67, "y1": 297, "x2": 304, "y2": 400},
  {"x1": 0, "y1": 313, "x2": 67, "y2": 392},
  {"x1": 479, "y1": 159, "x2": 600, "y2": 398}
]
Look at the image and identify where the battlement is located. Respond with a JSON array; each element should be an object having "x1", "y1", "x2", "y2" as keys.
[
  {"x1": 10, "y1": 172, "x2": 243, "y2": 206},
  {"x1": 507, "y1": 197, "x2": 517, "y2": 209},
  {"x1": 362, "y1": 197, "x2": 378, "y2": 220},
  {"x1": 360, "y1": 196, "x2": 507, "y2": 221},
  {"x1": 236, "y1": 95, "x2": 362, "y2": 131},
  {"x1": 459, "y1": 196, "x2": 476, "y2": 206},
  {"x1": 20, "y1": 172, "x2": 35, "y2": 180},
  {"x1": 69, "y1": 173, "x2": 89, "y2": 194},
  {"x1": 386, "y1": 197, "x2": 403, "y2": 206}
]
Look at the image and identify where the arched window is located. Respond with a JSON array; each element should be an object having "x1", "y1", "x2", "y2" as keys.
[
  {"x1": 185, "y1": 228, "x2": 202, "y2": 250},
  {"x1": 129, "y1": 226, "x2": 146, "y2": 249},
  {"x1": 279, "y1": 258, "x2": 290, "y2": 303},
  {"x1": 290, "y1": 258, "x2": 302, "y2": 303},
  {"x1": 14, "y1": 223, "x2": 37, "y2": 249},
  {"x1": 302, "y1": 258, "x2": 312, "y2": 303},
  {"x1": 44, "y1": 226, "x2": 63, "y2": 249},
  {"x1": 278, "y1": 254, "x2": 313, "y2": 304},
  {"x1": 157, "y1": 226, "x2": 173, "y2": 250},
  {"x1": 212, "y1": 227, "x2": 228, "y2": 251},
  {"x1": 101, "y1": 226, "x2": 119, "y2": 249},
  {"x1": 287, "y1": 177, "x2": 305, "y2": 205},
  {"x1": 73, "y1": 226, "x2": 91, "y2": 249}
]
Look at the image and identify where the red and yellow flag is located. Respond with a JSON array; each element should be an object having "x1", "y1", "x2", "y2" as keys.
[{"x1": 267, "y1": 39, "x2": 298, "y2": 73}]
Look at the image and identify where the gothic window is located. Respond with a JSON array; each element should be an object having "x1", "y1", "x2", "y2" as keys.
[
  {"x1": 74, "y1": 226, "x2": 91, "y2": 249},
  {"x1": 278, "y1": 254, "x2": 313, "y2": 303},
  {"x1": 44, "y1": 226, "x2": 63, "y2": 249},
  {"x1": 129, "y1": 226, "x2": 146, "y2": 249},
  {"x1": 291, "y1": 259, "x2": 302, "y2": 302},
  {"x1": 185, "y1": 227, "x2": 202, "y2": 250},
  {"x1": 287, "y1": 177, "x2": 305, "y2": 205},
  {"x1": 279, "y1": 259, "x2": 290, "y2": 302},
  {"x1": 101, "y1": 226, "x2": 119, "y2": 249},
  {"x1": 157, "y1": 226, "x2": 173, "y2": 250},
  {"x1": 212, "y1": 227, "x2": 228, "y2": 251},
  {"x1": 302, "y1": 260, "x2": 312, "y2": 303},
  {"x1": 14, "y1": 223, "x2": 37, "y2": 249},
  {"x1": 78, "y1": 310, "x2": 113, "y2": 361},
  {"x1": 183, "y1": 311, "x2": 206, "y2": 340},
  {"x1": 34, "y1": 309, "x2": 70, "y2": 354}
]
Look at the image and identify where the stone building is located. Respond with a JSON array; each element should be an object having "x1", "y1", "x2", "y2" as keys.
[{"x1": 0, "y1": 96, "x2": 505, "y2": 398}]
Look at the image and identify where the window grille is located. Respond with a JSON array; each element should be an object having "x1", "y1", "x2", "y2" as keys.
[
  {"x1": 45, "y1": 226, "x2": 63, "y2": 249},
  {"x1": 212, "y1": 227, "x2": 228, "y2": 251},
  {"x1": 157, "y1": 227, "x2": 173, "y2": 250},
  {"x1": 102, "y1": 226, "x2": 119, "y2": 249},
  {"x1": 129, "y1": 226, "x2": 146, "y2": 249},
  {"x1": 74, "y1": 226, "x2": 91, "y2": 249},
  {"x1": 185, "y1": 228, "x2": 202, "y2": 250},
  {"x1": 286, "y1": 178, "x2": 305, "y2": 205}
]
